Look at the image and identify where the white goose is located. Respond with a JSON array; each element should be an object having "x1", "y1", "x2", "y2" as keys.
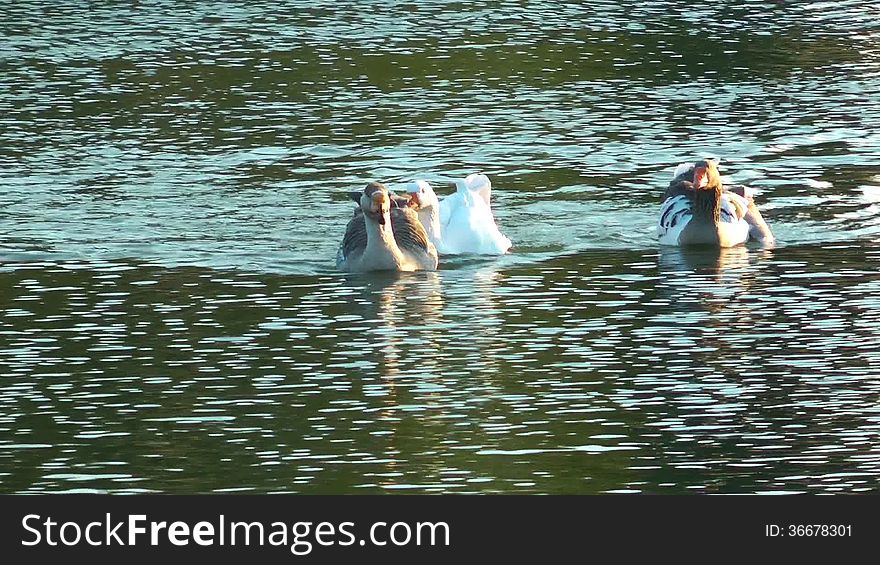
[
  {"x1": 405, "y1": 174, "x2": 512, "y2": 255},
  {"x1": 658, "y1": 159, "x2": 774, "y2": 247},
  {"x1": 336, "y1": 182, "x2": 438, "y2": 272}
]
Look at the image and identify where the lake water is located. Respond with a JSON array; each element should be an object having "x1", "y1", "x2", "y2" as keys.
[{"x1": 1, "y1": 1, "x2": 879, "y2": 494}]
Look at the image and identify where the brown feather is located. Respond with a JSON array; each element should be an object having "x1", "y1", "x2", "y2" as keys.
[
  {"x1": 339, "y1": 206, "x2": 431, "y2": 262},
  {"x1": 691, "y1": 185, "x2": 722, "y2": 224},
  {"x1": 390, "y1": 207, "x2": 431, "y2": 255},
  {"x1": 340, "y1": 209, "x2": 367, "y2": 262}
]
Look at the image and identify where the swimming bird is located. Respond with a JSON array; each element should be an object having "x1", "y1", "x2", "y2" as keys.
[
  {"x1": 403, "y1": 180, "x2": 444, "y2": 252},
  {"x1": 406, "y1": 174, "x2": 511, "y2": 255},
  {"x1": 658, "y1": 159, "x2": 774, "y2": 247},
  {"x1": 336, "y1": 182, "x2": 439, "y2": 272}
]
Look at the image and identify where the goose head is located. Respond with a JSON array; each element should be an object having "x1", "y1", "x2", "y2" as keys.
[
  {"x1": 349, "y1": 182, "x2": 391, "y2": 225},
  {"x1": 404, "y1": 180, "x2": 440, "y2": 210},
  {"x1": 672, "y1": 159, "x2": 722, "y2": 189},
  {"x1": 692, "y1": 159, "x2": 722, "y2": 190}
]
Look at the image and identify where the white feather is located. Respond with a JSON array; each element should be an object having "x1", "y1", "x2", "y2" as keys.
[
  {"x1": 672, "y1": 162, "x2": 694, "y2": 179},
  {"x1": 658, "y1": 193, "x2": 750, "y2": 247},
  {"x1": 415, "y1": 173, "x2": 511, "y2": 255}
]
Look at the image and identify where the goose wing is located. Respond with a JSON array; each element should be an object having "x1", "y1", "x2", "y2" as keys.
[
  {"x1": 658, "y1": 194, "x2": 692, "y2": 233},
  {"x1": 390, "y1": 207, "x2": 432, "y2": 256},
  {"x1": 389, "y1": 193, "x2": 412, "y2": 208},
  {"x1": 339, "y1": 209, "x2": 367, "y2": 263},
  {"x1": 720, "y1": 192, "x2": 747, "y2": 221}
]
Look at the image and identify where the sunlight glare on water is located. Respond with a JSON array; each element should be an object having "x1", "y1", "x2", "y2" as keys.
[{"x1": 1, "y1": 1, "x2": 879, "y2": 494}]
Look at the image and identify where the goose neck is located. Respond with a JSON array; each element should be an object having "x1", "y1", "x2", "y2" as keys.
[{"x1": 691, "y1": 186, "x2": 722, "y2": 225}]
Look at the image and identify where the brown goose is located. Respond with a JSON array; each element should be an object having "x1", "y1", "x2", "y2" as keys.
[
  {"x1": 336, "y1": 182, "x2": 439, "y2": 272},
  {"x1": 658, "y1": 160, "x2": 774, "y2": 247}
]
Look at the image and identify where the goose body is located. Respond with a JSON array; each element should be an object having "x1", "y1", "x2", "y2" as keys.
[
  {"x1": 406, "y1": 174, "x2": 511, "y2": 255},
  {"x1": 658, "y1": 160, "x2": 773, "y2": 247},
  {"x1": 337, "y1": 183, "x2": 438, "y2": 272},
  {"x1": 658, "y1": 190, "x2": 751, "y2": 247}
]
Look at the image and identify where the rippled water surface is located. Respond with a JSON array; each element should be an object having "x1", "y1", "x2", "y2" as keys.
[{"x1": 2, "y1": 1, "x2": 880, "y2": 493}]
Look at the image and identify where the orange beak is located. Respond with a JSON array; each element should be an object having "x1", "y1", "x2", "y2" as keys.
[
  {"x1": 693, "y1": 166, "x2": 709, "y2": 188},
  {"x1": 370, "y1": 191, "x2": 389, "y2": 223}
]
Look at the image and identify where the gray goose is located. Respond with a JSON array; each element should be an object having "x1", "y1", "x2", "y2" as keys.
[{"x1": 336, "y1": 182, "x2": 439, "y2": 272}]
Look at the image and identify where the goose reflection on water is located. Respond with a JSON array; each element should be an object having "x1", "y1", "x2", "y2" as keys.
[
  {"x1": 649, "y1": 245, "x2": 781, "y2": 418},
  {"x1": 655, "y1": 245, "x2": 777, "y2": 335},
  {"x1": 350, "y1": 265, "x2": 507, "y2": 381},
  {"x1": 658, "y1": 246, "x2": 775, "y2": 293},
  {"x1": 358, "y1": 270, "x2": 446, "y2": 379},
  {"x1": 337, "y1": 271, "x2": 447, "y2": 490},
  {"x1": 344, "y1": 266, "x2": 512, "y2": 491}
]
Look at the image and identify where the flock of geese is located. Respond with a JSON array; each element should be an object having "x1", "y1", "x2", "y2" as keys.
[{"x1": 337, "y1": 160, "x2": 775, "y2": 272}]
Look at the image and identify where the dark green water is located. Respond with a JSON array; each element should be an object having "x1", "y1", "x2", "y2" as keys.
[{"x1": 1, "y1": 1, "x2": 879, "y2": 493}]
